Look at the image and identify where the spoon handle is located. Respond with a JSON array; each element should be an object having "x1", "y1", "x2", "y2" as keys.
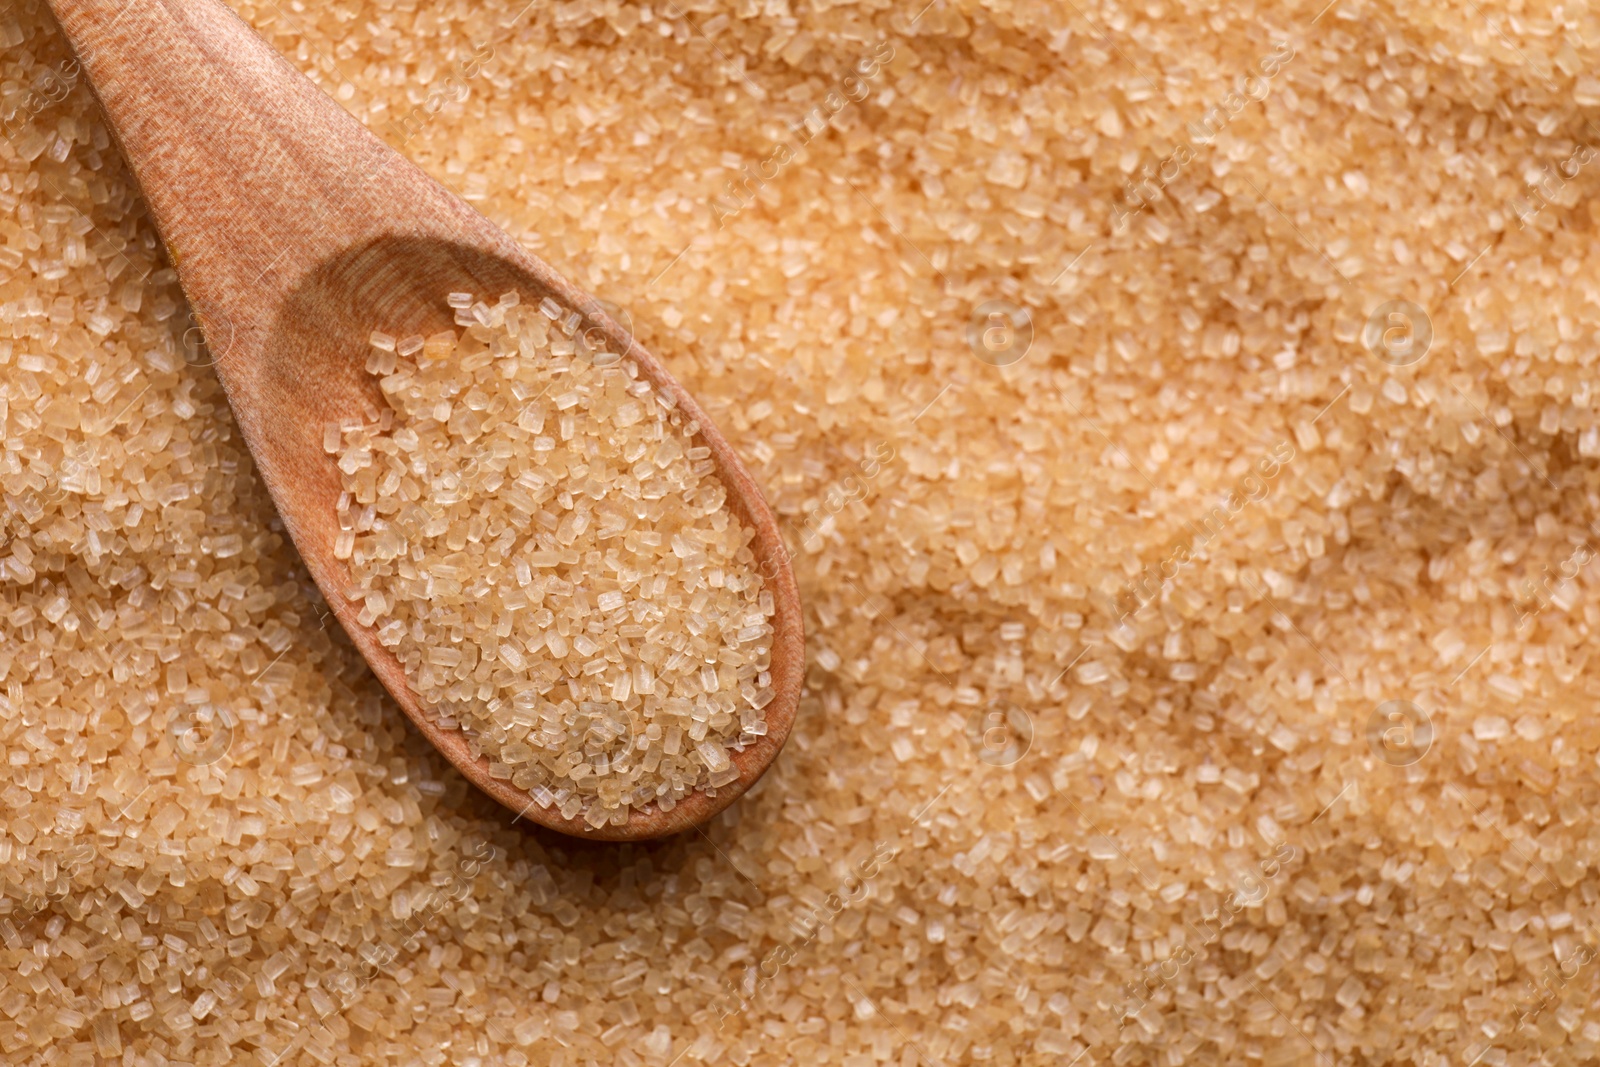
[
  {"x1": 42, "y1": 0, "x2": 532, "y2": 424},
  {"x1": 48, "y1": 0, "x2": 392, "y2": 296}
]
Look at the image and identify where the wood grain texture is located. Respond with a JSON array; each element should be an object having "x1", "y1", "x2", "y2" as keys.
[{"x1": 45, "y1": 0, "x2": 805, "y2": 840}]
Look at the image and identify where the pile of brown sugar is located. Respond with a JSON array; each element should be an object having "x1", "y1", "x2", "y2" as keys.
[
  {"x1": 332, "y1": 294, "x2": 774, "y2": 831},
  {"x1": 3, "y1": 0, "x2": 1600, "y2": 1064}
]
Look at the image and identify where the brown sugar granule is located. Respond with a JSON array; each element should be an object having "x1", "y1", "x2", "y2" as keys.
[{"x1": 331, "y1": 294, "x2": 774, "y2": 829}]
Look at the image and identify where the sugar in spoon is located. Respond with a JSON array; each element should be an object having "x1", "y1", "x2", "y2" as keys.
[{"x1": 44, "y1": 0, "x2": 804, "y2": 840}]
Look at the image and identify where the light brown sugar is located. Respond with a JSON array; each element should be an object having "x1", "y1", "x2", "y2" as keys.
[{"x1": 332, "y1": 295, "x2": 773, "y2": 830}]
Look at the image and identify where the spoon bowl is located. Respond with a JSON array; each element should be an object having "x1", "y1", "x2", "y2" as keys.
[{"x1": 47, "y1": 0, "x2": 804, "y2": 839}]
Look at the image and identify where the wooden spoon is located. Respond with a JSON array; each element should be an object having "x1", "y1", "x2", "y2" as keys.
[{"x1": 45, "y1": 0, "x2": 804, "y2": 840}]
